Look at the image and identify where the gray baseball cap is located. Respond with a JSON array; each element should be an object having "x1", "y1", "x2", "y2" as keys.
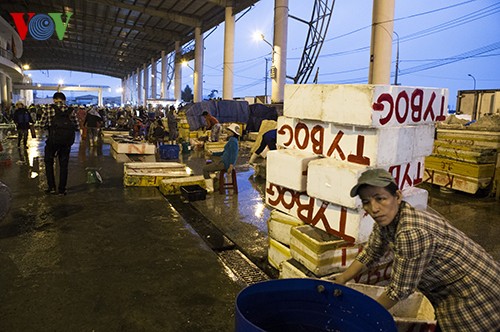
[{"x1": 350, "y1": 168, "x2": 397, "y2": 197}]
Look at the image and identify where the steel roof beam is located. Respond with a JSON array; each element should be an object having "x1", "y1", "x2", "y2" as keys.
[{"x1": 86, "y1": 0, "x2": 202, "y2": 28}]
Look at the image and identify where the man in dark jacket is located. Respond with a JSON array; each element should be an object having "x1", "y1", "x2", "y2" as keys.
[
  {"x1": 12, "y1": 101, "x2": 33, "y2": 148},
  {"x1": 39, "y1": 92, "x2": 79, "y2": 195}
]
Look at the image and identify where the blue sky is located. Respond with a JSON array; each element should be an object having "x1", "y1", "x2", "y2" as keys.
[{"x1": 27, "y1": 0, "x2": 500, "y2": 109}]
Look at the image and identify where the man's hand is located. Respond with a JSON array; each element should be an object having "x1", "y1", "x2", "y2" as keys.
[{"x1": 227, "y1": 164, "x2": 234, "y2": 174}]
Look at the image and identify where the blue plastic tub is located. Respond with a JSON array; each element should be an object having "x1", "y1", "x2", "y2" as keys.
[
  {"x1": 235, "y1": 278, "x2": 397, "y2": 332},
  {"x1": 159, "y1": 144, "x2": 180, "y2": 160}
]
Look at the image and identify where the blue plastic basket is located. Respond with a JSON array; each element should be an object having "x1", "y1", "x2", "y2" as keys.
[{"x1": 159, "y1": 144, "x2": 180, "y2": 160}]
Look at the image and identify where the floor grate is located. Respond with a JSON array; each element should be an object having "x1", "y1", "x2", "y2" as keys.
[{"x1": 218, "y1": 249, "x2": 270, "y2": 285}]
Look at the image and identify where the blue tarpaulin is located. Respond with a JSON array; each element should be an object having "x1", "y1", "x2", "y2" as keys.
[{"x1": 184, "y1": 100, "x2": 250, "y2": 130}]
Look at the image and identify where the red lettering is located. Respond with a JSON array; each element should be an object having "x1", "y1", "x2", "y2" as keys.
[
  {"x1": 411, "y1": 89, "x2": 423, "y2": 122},
  {"x1": 372, "y1": 102, "x2": 384, "y2": 111},
  {"x1": 295, "y1": 122, "x2": 309, "y2": 150},
  {"x1": 310, "y1": 125, "x2": 324, "y2": 155},
  {"x1": 423, "y1": 169, "x2": 434, "y2": 184},
  {"x1": 401, "y1": 163, "x2": 413, "y2": 189},
  {"x1": 295, "y1": 195, "x2": 316, "y2": 222},
  {"x1": 266, "y1": 183, "x2": 281, "y2": 206},
  {"x1": 281, "y1": 189, "x2": 296, "y2": 210},
  {"x1": 414, "y1": 161, "x2": 423, "y2": 186},
  {"x1": 444, "y1": 174, "x2": 454, "y2": 188},
  {"x1": 278, "y1": 124, "x2": 293, "y2": 147},
  {"x1": 436, "y1": 94, "x2": 446, "y2": 121},
  {"x1": 388, "y1": 165, "x2": 401, "y2": 188},
  {"x1": 326, "y1": 130, "x2": 346, "y2": 160},
  {"x1": 395, "y1": 91, "x2": 409, "y2": 124},
  {"x1": 375, "y1": 93, "x2": 394, "y2": 126},
  {"x1": 10, "y1": 13, "x2": 35, "y2": 40},
  {"x1": 347, "y1": 135, "x2": 370, "y2": 165},
  {"x1": 423, "y1": 92, "x2": 436, "y2": 121}
]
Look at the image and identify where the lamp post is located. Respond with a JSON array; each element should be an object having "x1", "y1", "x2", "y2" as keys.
[
  {"x1": 393, "y1": 31, "x2": 400, "y2": 86},
  {"x1": 468, "y1": 73, "x2": 478, "y2": 120},
  {"x1": 467, "y1": 73, "x2": 476, "y2": 90},
  {"x1": 254, "y1": 32, "x2": 276, "y2": 103}
]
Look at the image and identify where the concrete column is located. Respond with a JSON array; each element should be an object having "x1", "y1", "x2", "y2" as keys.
[
  {"x1": 151, "y1": 57, "x2": 157, "y2": 99},
  {"x1": 368, "y1": 0, "x2": 395, "y2": 84},
  {"x1": 161, "y1": 50, "x2": 167, "y2": 99},
  {"x1": 137, "y1": 68, "x2": 141, "y2": 106},
  {"x1": 174, "y1": 41, "x2": 182, "y2": 102},
  {"x1": 143, "y1": 63, "x2": 148, "y2": 107},
  {"x1": 98, "y1": 88, "x2": 103, "y2": 106},
  {"x1": 0, "y1": 73, "x2": 7, "y2": 105},
  {"x1": 194, "y1": 26, "x2": 204, "y2": 102},
  {"x1": 121, "y1": 78, "x2": 126, "y2": 105},
  {"x1": 272, "y1": 0, "x2": 288, "y2": 104},
  {"x1": 223, "y1": 6, "x2": 235, "y2": 100}
]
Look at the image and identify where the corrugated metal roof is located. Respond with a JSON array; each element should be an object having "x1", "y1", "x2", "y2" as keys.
[{"x1": 0, "y1": 0, "x2": 258, "y2": 79}]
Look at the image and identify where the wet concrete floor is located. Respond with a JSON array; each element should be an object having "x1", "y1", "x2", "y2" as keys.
[{"x1": 0, "y1": 131, "x2": 498, "y2": 331}]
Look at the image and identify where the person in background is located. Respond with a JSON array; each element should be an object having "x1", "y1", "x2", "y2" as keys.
[
  {"x1": 12, "y1": 101, "x2": 33, "y2": 148},
  {"x1": 84, "y1": 107, "x2": 103, "y2": 146},
  {"x1": 249, "y1": 128, "x2": 277, "y2": 165},
  {"x1": 39, "y1": 92, "x2": 79, "y2": 195},
  {"x1": 166, "y1": 105, "x2": 178, "y2": 143},
  {"x1": 202, "y1": 123, "x2": 240, "y2": 192},
  {"x1": 202, "y1": 110, "x2": 222, "y2": 142},
  {"x1": 334, "y1": 168, "x2": 500, "y2": 332},
  {"x1": 148, "y1": 118, "x2": 166, "y2": 147},
  {"x1": 76, "y1": 105, "x2": 88, "y2": 139}
]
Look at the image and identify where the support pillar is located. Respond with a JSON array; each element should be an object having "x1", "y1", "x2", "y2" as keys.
[
  {"x1": 121, "y1": 78, "x2": 126, "y2": 105},
  {"x1": 161, "y1": 50, "x2": 167, "y2": 99},
  {"x1": 98, "y1": 88, "x2": 103, "y2": 106},
  {"x1": 143, "y1": 63, "x2": 148, "y2": 108},
  {"x1": 174, "y1": 41, "x2": 182, "y2": 102},
  {"x1": 137, "y1": 68, "x2": 141, "y2": 106},
  {"x1": 151, "y1": 57, "x2": 157, "y2": 100},
  {"x1": 272, "y1": 0, "x2": 288, "y2": 104},
  {"x1": 223, "y1": 6, "x2": 235, "y2": 100},
  {"x1": 368, "y1": 0, "x2": 395, "y2": 84},
  {"x1": 194, "y1": 27, "x2": 204, "y2": 102}
]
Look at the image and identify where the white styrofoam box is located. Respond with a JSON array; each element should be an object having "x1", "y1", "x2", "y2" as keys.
[
  {"x1": 111, "y1": 138, "x2": 156, "y2": 154},
  {"x1": 289, "y1": 225, "x2": 362, "y2": 276},
  {"x1": 267, "y1": 210, "x2": 305, "y2": 245},
  {"x1": 265, "y1": 182, "x2": 374, "y2": 244},
  {"x1": 307, "y1": 159, "x2": 365, "y2": 209},
  {"x1": 307, "y1": 158, "x2": 425, "y2": 209},
  {"x1": 402, "y1": 186, "x2": 429, "y2": 210},
  {"x1": 346, "y1": 283, "x2": 437, "y2": 332},
  {"x1": 266, "y1": 149, "x2": 319, "y2": 192},
  {"x1": 284, "y1": 84, "x2": 448, "y2": 127},
  {"x1": 268, "y1": 238, "x2": 292, "y2": 270},
  {"x1": 277, "y1": 116, "x2": 435, "y2": 165}
]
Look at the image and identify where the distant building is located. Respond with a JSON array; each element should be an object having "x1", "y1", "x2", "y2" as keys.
[
  {"x1": 0, "y1": 16, "x2": 29, "y2": 108},
  {"x1": 75, "y1": 94, "x2": 98, "y2": 105}
]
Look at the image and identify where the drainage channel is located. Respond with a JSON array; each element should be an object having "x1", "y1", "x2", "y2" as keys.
[{"x1": 167, "y1": 196, "x2": 274, "y2": 285}]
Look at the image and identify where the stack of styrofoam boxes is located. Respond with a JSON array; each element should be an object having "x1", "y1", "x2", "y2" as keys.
[{"x1": 266, "y1": 84, "x2": 448, "y2": 285}]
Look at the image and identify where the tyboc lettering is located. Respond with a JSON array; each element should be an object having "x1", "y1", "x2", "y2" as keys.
[{"x1": 372, "y1": 88, "x2": 447, "y2": 126}]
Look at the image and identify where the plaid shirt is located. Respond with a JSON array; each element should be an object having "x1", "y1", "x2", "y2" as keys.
[
  {"x1": 357, "y1": 201, "x2": 500, "y2": 331},
  {"x1": 39, "y1": 104, "x2": 80, "y2": 131}
]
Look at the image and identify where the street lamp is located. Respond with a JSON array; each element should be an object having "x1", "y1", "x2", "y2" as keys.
[
  {"x1": 254, "y1": 32, "x2": 276, "y2": 102},
  {"x1": 393, "y1": 31, "x2": 400, "y2": 86},
  {"x1": 467, "y1": 74, "x2": 476, "y2": 90}
]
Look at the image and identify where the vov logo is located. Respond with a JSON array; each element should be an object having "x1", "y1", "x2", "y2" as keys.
[{"x1": 10, "y1": 12, "x2": 73, "y2": 41}]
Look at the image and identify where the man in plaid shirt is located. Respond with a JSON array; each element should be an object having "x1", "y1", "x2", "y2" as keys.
[
  {"x1": 39, "y1": 92, "x2": 79, "y2": 195},
  {"x1": 335, "y1": 168, "x2": 500, "y2": 331}
]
